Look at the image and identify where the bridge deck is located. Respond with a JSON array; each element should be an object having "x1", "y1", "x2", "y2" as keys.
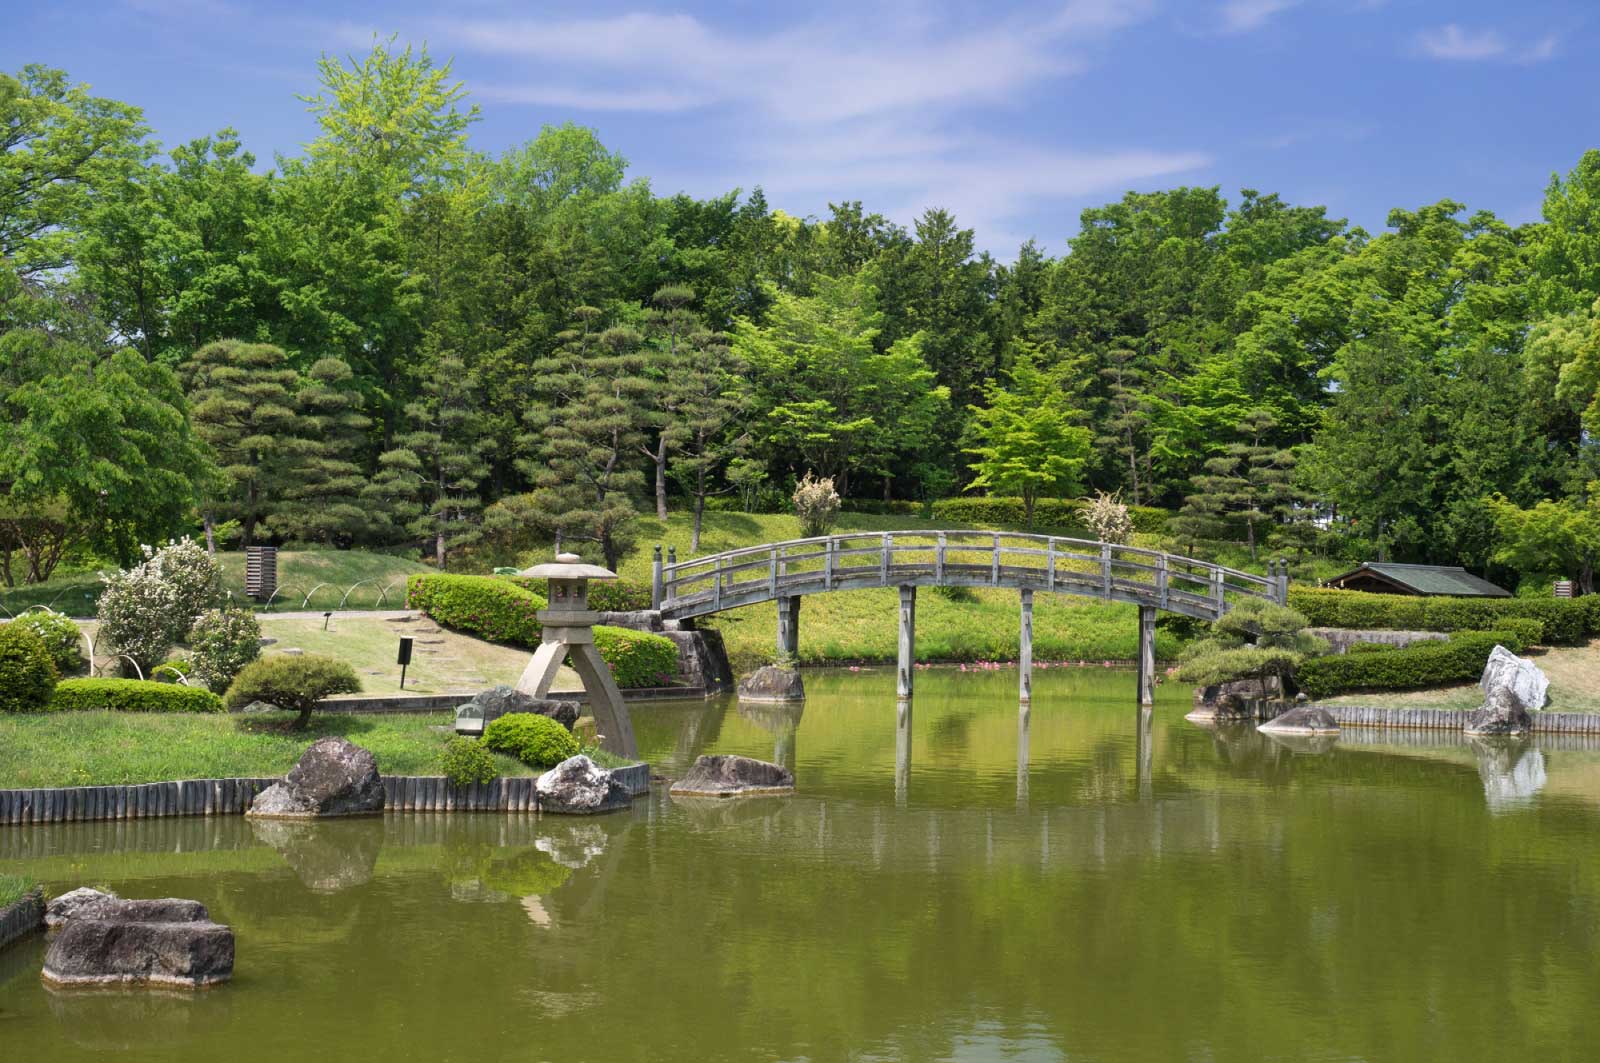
[{"x1": 654, "y1": 531, "x2": 1284, "y2": 622}]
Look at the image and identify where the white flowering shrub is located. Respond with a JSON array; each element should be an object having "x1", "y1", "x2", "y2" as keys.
[
  {"x1": 1085, "y1": 491, "x2": 1134, "y2": 545},
  {"x1": 792, "y1": 473, "x2": 841, "y2": 539},
  {"x1": 97, "y1": 539, "x2": 223, "y2": 677},
  {"x1": 187, "y1": 607, "x2": 262, "y2": 693}
]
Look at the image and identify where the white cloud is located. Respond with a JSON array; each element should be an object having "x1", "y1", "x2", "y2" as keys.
[
  {"x1": 1216, "y1": 0, "x2": 1302, "y2": 34},
  {"x1": 1415, "y1": 24, "x2": 1559, "y2": 63}
]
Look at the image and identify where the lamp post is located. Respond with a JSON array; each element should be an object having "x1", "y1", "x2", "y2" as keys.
[{"x1": 513, "y1": 552, "x2": 639, "y2": 758}]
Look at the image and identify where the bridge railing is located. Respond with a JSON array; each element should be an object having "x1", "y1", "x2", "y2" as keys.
[{"x1": 655, "y1": 530, "x2": 1284, "y2": 617}]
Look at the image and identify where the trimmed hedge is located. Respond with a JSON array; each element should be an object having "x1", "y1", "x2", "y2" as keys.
[
  {"x1": 407, "y1": 574, "x2": 547, "y2": 645},
  {"x1": 484, "y1": 713, "x2": 580, "y2": 769},
  {"x1": 594, "y1": 627, "x2": 680, "y2": 688},
  {"x1": 409, "y1": 573, "x2": 677, "y2": 688},
  {"x1": 1290, "y1": 587, "x2": 1586, "y2": 644},
  {"x1": 929, "y1": 496, "x2": 1170, "y2": 534},
  {"x1": 505, "y1": 575, "x2": 652, "y2": 613},
  {"x1": 50, "y1": 678, "x2": 224, "y2": 714},
  {"x1": 1296, "y1": 630, "x2": 1528, "y2": 700}
]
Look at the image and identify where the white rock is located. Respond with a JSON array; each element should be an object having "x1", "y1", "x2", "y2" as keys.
[{"x1": 1479, "y1": 645, "x2": 1550, "y2": 711}]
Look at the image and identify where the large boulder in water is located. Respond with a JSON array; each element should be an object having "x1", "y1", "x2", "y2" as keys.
[
  {"x1": 1466, "y1": 685, "x2": 1532, "y2": 736},
  {"x1": 738, "y1": 665, "x2": 804, "y2": 703},
  {"x1": 670, "y1": 754, "x2": 795, "y2": 797},
  {"x1": 1479, "y1": 645, "x2": 1549, "y2": 711},
  {"x1": 43, "y1": 918, "x2": 234, "y2": 988},
  {"x1": 45, "y1": 889, "x2": 208, "y2": 930},
  {"x1": 1257, "y1": 705, "x2": 1339, "y2": 735},
  {"x1": 456, "y1": 685, "x2": 577, "y2": 735},
  {"x1": 536, "y1": 755, "x2": 632, "y2": 815},
  {"x1": 247, "y1": 737, "x2": 384, "y2": 819}
]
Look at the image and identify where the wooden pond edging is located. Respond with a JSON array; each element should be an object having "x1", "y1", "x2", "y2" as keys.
[
  {"x1": 1319, "y1": 705, "x2": 1600, "y2": 735},
  {"x1": 0, "y1": 889, "x2": 44, "y2": 953},
  {"x1": 0, "y1": 765, "x2": 651, "y2": 826}
]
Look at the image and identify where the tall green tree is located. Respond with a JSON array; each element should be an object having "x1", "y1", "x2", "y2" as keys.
[
  {"x1": 277, "y1": 357, "x2": 375, "y2": 544},
  {"x1": 963, "y1": 352, "x2": 1091, "y2": 527}
]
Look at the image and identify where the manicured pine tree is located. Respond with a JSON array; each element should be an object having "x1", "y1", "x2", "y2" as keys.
[
  {"x1": 184, "y1": 340, "x2": 303, "y2": 547},
  {"x1": 276, "y1": 357, "x2": 374, "y2": 544},
  {"x1": 665, "y1": 324, "x2": 751, "y2": 552}
]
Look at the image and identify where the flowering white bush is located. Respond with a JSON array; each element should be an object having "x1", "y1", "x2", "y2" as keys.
[
  {"x1": 187, "y1": 607, "x2": 262, "y2": 693},
  {"x1": 1085, "y1": 491, "x2": 1133, "y2": 545},
  {"x1": 96, "y1": 539, "x2": 223, "y2": 676},
  {"x1": 792, "y1": 473, "x2": 841, "y2": 538}
]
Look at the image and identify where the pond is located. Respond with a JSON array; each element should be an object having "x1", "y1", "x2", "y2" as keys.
[{"x1": 3, "y1": 666, "x2": 1599, "y2": 1061}]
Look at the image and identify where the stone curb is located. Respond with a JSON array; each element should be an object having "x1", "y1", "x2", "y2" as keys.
[{"x1": 0, "y1": 888, "x2": 45, "y2": 954}]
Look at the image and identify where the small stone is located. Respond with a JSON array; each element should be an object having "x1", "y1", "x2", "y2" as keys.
[
  {"x1": 737, "y1": 665, "x2": 805, "y2": 703},
  {"x1": 455, "y1": 685, "x2": 578, "y2": 736},
  {"x1": 280, "y1": 648, "x2": 304, "y2": 657},
  {"x1": 670, "y1": 754, "x2": 795, "y2": 797},
  {"x1": 536, "y1": 755, "x2": 632, "y2": 815},
  {"x1": 1258, "y1": 705, "x2": 1340, "y2": 735},
  {"x1": 247, "y1": 737, "x2": 384, "y2": 819},
  {"x1": 43, "y1": 919, "x2": 234, "y2": 988}
]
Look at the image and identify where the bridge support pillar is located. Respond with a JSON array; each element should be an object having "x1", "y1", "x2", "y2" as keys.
[
  {"x1": 1136, "y1": 606, "x2": 1157, "y2": 706},
  {"x1": 1018, "y1": 588, "x2": 1034, "y2": 704},
  {"x1": 897, "y1": 585, "x2": 916, "y2": 700},
  {"x1": 777, "y1": 595, "x2": 801, "y2": 660}
]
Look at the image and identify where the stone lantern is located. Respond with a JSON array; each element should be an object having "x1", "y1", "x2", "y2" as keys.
[{"x1": 513, "y1": 552, "x2": 638, "y2": 758}]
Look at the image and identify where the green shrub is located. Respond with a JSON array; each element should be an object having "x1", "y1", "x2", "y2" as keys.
[
  {"x1": 187, "y1": 607, "x2": 263, "y2": 693},
  {"x1": 1289, "y1": 587, "x2": 1586, "y2": 644},
  {"x1": 593, "y1": 627, "x2": 679, "y2": 688},
  {"x1": 50, "y1": 678, "x2": 223, "y2": 713},
  {"x1": 929, "y1": 496, "x2": 1169, "y2": 534},
  {"x1": 1346, "y1": 641, "x2": 1395, "y2": 654},
  {"x1": 224, "y1": 654, "x2": 361, "y2": 729},
  {"x1": 151, "y1": 662, "x2": 189, "y2": 684},
  {"x1": 483, "y1": 713, "x2": 580, "y2": 769},
  {"x1": 440, "y1": 737, "x2": 499, "y2": 785},
  {"x1": 505, "y1": 575, "x2": 652, "y2": 613},
  {"x1": 407, "y1": 574, "x2": 546, "y2": 645},
  {"x1": 1296, "y1": 630, "x2": 1528, "y2": 700},
  {"x1": 0, "y1": 623, "x2": 58, "y2": 713},
  {"x1": 1486, "y1": 617, "x2": 1545, "y2": 646},
  {"x1": 840, "y1": 499, "x2": 925, "y2": 516},
  {"x1": 8, "y1": 611, "x2": 85, "y2": 676}
]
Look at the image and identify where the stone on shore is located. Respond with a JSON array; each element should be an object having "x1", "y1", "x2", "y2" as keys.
[
  {"x1": 1479, "y1": 645, "x2": 1549, "y2": 711},
  {"x1": 247, "y1": 736, "x2": 384, "y2": 819},
  {"x1": 1466, "y1": 685, "x2": 1532, "y2": 737},
  {"x1": 737, "y1": 665, "x2": 804, "y2": 703},
  {"x1": 43, "y1": 919, "x2": 234, "y2": 989},
  {"x1": 1258, "y1": 704, "x2": 1340, "y2": 735},
  {"x1": 536, "y1": 755, "x2": 632, "y2": 815},
  {"x1": 455, "y1": 685, "x2": 578, "y2": 736},
  {"x1": 670, "y1": 754, "x2": 796, "y2": 797}
]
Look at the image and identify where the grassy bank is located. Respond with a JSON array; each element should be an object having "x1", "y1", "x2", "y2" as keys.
[
  {"x1": 0, "y1": 711, "x2": 533, "y2": 788},
  {"x1": 0, "y1": 874, "x2": 37, "y2": 907},
  {"x1": 1322, "y1": 641, "x2": 1600, "y2": 712}
]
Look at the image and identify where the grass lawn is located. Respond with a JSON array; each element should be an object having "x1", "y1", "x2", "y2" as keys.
[
  {"x1": 0, "y1": 711, "x2": 554, "y2": 788},
  {"x1": 1322, "y1": 641, "x2": 1600, "y2": 713}
]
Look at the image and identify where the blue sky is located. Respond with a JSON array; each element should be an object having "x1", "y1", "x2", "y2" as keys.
[{"x1": 7, "y1": 0, "x2": 1597, "y2": 255}]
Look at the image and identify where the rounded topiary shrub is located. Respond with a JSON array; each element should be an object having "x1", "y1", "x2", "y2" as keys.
[
  {"x1": 9, "y1": 611, "x2": 85, "y2": 676},
  {"x1": 407, "y1": 574, "x2": 547, "y2": 647},
  {"x1": 441, "y1": 737, "x2": 499, "y2": 786},
  {"x1": 187, "y1": 607, "x2": 263, "y2": 693},
  {"x1": 225, "y1": 654, "x2": 361, "y2": 730},
  {"x1": 483, "y1": 713, "x2": 580, "y2": 769},
  {"x1": 592, "y1": 626, "x2": 679, "y2": 688},
  {"x1": 0, "y1": 623, "x2": 58, "y2": 713}
]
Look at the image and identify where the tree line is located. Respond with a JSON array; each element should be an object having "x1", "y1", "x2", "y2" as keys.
[{"x1": 5, "y1": 41, "x2": 1600, "y2": 591}]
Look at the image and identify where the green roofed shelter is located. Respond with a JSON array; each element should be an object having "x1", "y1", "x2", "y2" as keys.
[{"x1": 1325, "y1": 562, "x2": 1511, "y2": 598}]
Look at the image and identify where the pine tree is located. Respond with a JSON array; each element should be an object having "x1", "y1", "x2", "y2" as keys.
[
  {"x1": 1097, "y1": 344, "x2": 1155, "y2": 505},
  {"x1": 367, "y1": 350, "x2": 491, "y2": 568},
  {"x1": 666, "y1": 324, "x2": 751, "y2": 551},
  {"x1": 640, "y1": 284, "x2": 698, "y2": 520},
  {"x1": 1172, "y1": 410, "x2": 1299, "y2": 559},
  {"x1": 184, "y1": 340, "x2": 303, "y2": 547},
  {"x1": 276, "y1": 357, "x2": 374, "y2": 544}
]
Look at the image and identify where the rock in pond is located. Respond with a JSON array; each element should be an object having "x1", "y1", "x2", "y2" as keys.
[
  {"x1": 536, "y1": 755, "x2": 632, "y2": 815},
  {"x1": 45, "y1": 889, "x2": 209, "y2": 930},
  {"x1": 247, "y1": 736, "x2": 384, "y2": 819},
  {"x1": 43, "y1": 918, "x2": 234, "y2": 989},
  {"x1": 670, "y1": 754, "x2": 796, "y2": 797},
  {"x1": 249, "y1": 818, "x2": 381, "y2": 892},
  {"x1": 1479, "y1": 645, "x2": 1549, "y2": 711},
  {"x1": 1257, "y1": 705, "x2": 1340, "y2": 735},
  {"x1": 1466, "y1": 685, "x2": 1532, "y2": 737},
  {"x1": 737, "y1": 664, "x2": 804, "y2": 703},
  {"x1": 455, "y1": 685, "x2": 578, "y2": 736}
]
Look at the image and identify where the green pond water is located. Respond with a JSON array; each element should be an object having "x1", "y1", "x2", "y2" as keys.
[{"x1": 4, "y1": 666, "x2": 1600, "y2": 1062}]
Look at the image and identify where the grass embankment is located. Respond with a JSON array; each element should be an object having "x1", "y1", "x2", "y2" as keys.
[
  {"x1": 1, "y1": 549, "x2": 433, "y2": 618},
  {"x1": 1322, "y1": 641, "x2": 1600, "y2": 713},
  {"x1": 0, "y1": 710, "x2": 621, "y2": 788},
  {"x1": 0, "y1": 873, "x2": 37, "y2": 907}
]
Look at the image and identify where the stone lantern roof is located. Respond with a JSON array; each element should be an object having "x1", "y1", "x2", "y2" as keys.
[{"x1": 519, "y1": 552, "x2": 618, "y2": 581}]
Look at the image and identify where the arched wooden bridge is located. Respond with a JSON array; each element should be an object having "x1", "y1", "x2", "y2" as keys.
[{"x1": 651, "y1": 531, "x2": 1288, "y2": 705}]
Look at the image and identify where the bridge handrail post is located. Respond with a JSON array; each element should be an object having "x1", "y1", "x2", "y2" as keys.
[
  {"x1": 936, "y1": 533, "x2": 946, "y2": 583},
  {"x1": 1157, "y1": 554, "x2": 1169, "y2": 608},
  {"x1": 825, "y1": 537, "x2": 835, "y2": 591},
  {"x1": 1212, "y1": 566, "x2": 1224, "y2": 614},
  {"x1": 769, "y1": 548, "x2": 779, "y2": 598},
  {"x1": 991, "y1": 533, "x2": 1001, "y2": 585},
  {"x1": 714, "y1": 554, "x2": 723, "y2": 609},
  {"x1": 651, "y1": 545, "x2": 663, "y2": 609},
  {"x1": 1276, "y1": 557, "x2": 1289, "y2": 605},
  {"x1": 881, "y1": 534, "x2": 892, "y2": 586},
  {"x1": 1100, "y1": 544, "x2": 1112, "y2": 599},
  {"x1": 1047, "y1": 539, "x2": 1056, "y2": 592}
]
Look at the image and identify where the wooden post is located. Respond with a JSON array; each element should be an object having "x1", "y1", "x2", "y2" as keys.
[
  {"x1": 1101, "y1": 544, "x2": 1112, "y2": 599},
  {"x1": 936, "y1": 533, "x2": 946, "y2": 583},
  {"x1": 1046, "y1": 539, "x2": 1057, "y2": 592},
  {"x1": 1019, "y1": 588, "x2": 1034, "y2": 704},
  {"x1": 1276, "y1": 557, "x2": 1290, "y2": 605},
  {"x1": 991, "y1": 532, "x2": 1001, "y2": 585},
  {"x1": 1156, "y1": 555, "x2": 1169, "y2": 608},
  {"x1": 1212, "y1": 566, "x2": 1225, "y2": 615},
  {"x1": 1137, "y1": 606, "x2": 1157, "y2": 706},
  {"x1": 897, "y1": 584, "x2": 916, "y2": 700},
  {"x1": 881, "y1": 533, "x2": 892, "y2": 585},
  {"x1": 714, "y1": 554, "x2": 723, "y2": 609},
  {"x1": 777, "y1": 596, "x2": 800, "y2": 660},
  {"x1": 825, "y1": 537, "x2": 835, "y2": 590},
  {"x1": 895, "y1": 698, "x2": 912, "y2": 808},
  {"x1": 651, "y1": 545, "x2": 664, "y2": 609},
  {"x1": 769, "y1": 548, "x2": 779, "y2": 597}
]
